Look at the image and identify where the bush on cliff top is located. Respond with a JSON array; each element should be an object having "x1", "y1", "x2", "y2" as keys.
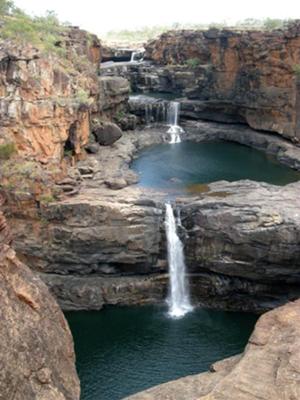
[{"x1": 0, "y1": 0, "x2": 66, "y2": 56}]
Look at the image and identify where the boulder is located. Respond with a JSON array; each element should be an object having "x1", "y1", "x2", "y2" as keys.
[{"x1": 93, "y1": 121, "x2": 123, "y2": 146}]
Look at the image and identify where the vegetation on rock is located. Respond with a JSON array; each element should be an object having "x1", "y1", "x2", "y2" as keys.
[
  {"x1": 293, "y1": 64, "x2": 300, "y2": 77},
  {"x1": 0, "y1": 0, "x2": 66, "y2": 56},
  {"x1": 185, "y1": 58, "x2": 201, "y2": 68},
  {"x1": 0, "y1": 143, "x2": 16, "y2": 160},
  {"x1": 104, "y1": 18, "x2": 291, "y2": 44}
]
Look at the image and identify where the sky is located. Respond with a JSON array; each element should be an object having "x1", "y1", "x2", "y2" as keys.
[{"x1": 13, "y1": 0, "x2": 300, "y2": 35}]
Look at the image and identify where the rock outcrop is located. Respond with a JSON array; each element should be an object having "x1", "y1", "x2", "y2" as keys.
[
  {"x1": 141, "y1": 22, "x2": 300, "y2": 139},
  {"x1": 0, "y1": 27, "x2": 132, "y2": 214},
  {"x1": 0, "y1": 199, "x2": 80, "y2": 400},
  {"x1": 0, "y1": 36, "x2": 97, "y2": 162},
  {"x1": 6, "y1": 123, "x2": 300, "y2": 312},
  {"x1": 124, "y1": 298, "x2": 300, "y2": 400}
]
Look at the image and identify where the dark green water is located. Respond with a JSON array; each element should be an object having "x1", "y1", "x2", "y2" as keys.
[
  {"x1": 131, "y1": 141, "x2": 300, "y2": 193},
  {"x1": 66, "y1": 306, "x2": 258, "y2": 400}
]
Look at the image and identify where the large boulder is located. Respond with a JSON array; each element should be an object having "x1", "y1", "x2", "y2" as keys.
[{"x1": 93, "y1": 121, "x2": 123, "y2": 145}]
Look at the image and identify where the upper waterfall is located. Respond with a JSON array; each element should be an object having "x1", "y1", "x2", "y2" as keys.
[{"x1": 167, "y1": 102, "x2": 184, "y2": 143}]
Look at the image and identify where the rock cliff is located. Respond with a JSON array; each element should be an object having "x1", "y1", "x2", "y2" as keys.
[
  {"x1": 143, "y1": 22, "x2": 300, "y2": 139},
  {"x1": 0, "y1": 29, "x2": 98, "y2": 162},
  {"x1": 6, "y1": 123, "x2": 300, "y2": 312},
  {"x1": 0, "y1": 198, "x2": 80, "y2": 400},
  {"x1": 0, "y1": 25, "x2": 132, "y2": 215},
  {"x1": 124, "y1": 298, "x2": 300, "y2": 400}
]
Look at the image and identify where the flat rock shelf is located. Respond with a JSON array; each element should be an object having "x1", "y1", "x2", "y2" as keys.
[{"x1": 66, "y1": 306, "x2": 257, "y2": 400}]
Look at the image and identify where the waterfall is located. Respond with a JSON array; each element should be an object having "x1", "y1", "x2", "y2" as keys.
[
  {"x1": 167, "y1": 102, "x2": 184, "y2": 144},
  {"x1": 130, "y1": 51, "x2": 137, "y2": 62},
  {"x1": 130, "y1": 49, "x2": 145, "y2": 63},
  {"x1": 165, "y1": 203, "x2": 193, "y2": 318}
]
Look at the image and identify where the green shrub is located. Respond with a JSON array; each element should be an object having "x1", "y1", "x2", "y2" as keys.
[
  {"x1": 0, "y1": 6, "x2": 67, "y2": 57},
  {"x1": 293, "y1": 65, "x2": 300, "y2": 77},
  {"x1": 185, "y1": 58, "x2": 201, "y2": 68},
  {"x1": 115, "y1": 110, "x2": 125, "y2": 122},
  {"x1": 39, "y1": 194, "x2": 55, "y2": 204},
  {"x1": 0, "y1": 142, "x2": 16, "y2": 159},
  {"x1": 75, "y1": 88, "x2": 91, "y2": 105}
]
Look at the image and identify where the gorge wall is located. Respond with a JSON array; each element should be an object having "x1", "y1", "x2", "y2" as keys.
[
  {"x1": 5, "y1": 124, "x2": 300, "y2": 313},
  {"x1": 140, "y1": 21, "x2": 300, "y2": 139},
  {"x1": 0, "y1": 197, "x2": 80, "y2": 400},
  {"x1": 2, "y1": 18, "x2": 300, "y2": 313}
]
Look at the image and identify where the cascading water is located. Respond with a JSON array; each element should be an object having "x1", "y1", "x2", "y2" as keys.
[
  {"x1": 130, "y1": 51, "x2": 137, "y2": 62},
  {"x1": 167, "y1": 102, "x2": 184, "y2": 144},
  {"x1": 130, "y1": 49, "x2": 145, "y2": 63},
  {"x1": 165, "y1": 203, "x2": 193, "y2": 318}
]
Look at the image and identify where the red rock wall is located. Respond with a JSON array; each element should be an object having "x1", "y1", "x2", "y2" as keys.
[
  {"x1": 145, "y1": 22, "x2": 300, "y2": 139},
  {"x1": 0, "y1": 28, "x2": 101, "y2": 163}
]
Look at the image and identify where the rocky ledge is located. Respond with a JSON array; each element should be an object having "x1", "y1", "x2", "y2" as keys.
[
  {"x1": 143, "y1": 22, "x2": 300, "y2": 140},
  {"x1": 6, "y1": 121, "x2": 300, "y2": 312},
  {"x1": 124, "y1": 298, "x2": 300, "y2": 400}
]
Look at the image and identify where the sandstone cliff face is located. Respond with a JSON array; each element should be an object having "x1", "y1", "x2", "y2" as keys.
[
  {"x1": 0, "y1": 27, "x2": 130, "y2": 165},
  {"x1": 125, "y1": 298, "x2": 300, "y2": 400},
  {"x1": 0, "y1": 32, "x2": 98, "y2": 162},
  {"x1": 144, "y1": 22, "x2": 300, "y2": 139},
  {"x1": 0, "y1": 199, "x2": 80, "y2": 399}
]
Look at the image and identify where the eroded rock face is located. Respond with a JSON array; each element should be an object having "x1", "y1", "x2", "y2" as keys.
[
  {"x1": 124, "y1": 299, "x2": 300, "y2": 400},
  {"x1": 0, "y1": 203, "x2": 80, "y2": 400},
  {"x1": 181, "y1": 180, "x2": 300, "y2": 282},
  {"x1": 98, "y1": 76, "x2": 130, "y2": 117},
  {"x1": 144, "y1": 22, "x2": 300, "y2": 139},
  {"x1": 6, "y1": 123, "x2": 300, "y2": 312},
  {"x1": 0, "y1": 37, "x2": 96, "y2": 162}
]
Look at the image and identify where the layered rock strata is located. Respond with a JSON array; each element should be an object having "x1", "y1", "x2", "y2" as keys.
[
  {"x1": 6, "y1": 122, "x2": 300, "y2": 312},
  {"x1": 121, "y1": 22, "x2": 300, "y2": 139}
]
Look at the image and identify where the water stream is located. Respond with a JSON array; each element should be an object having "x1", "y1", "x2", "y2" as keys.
[
  {"x1": 167, "y1": 101, "x2": 184, "y2": 143},
  {"x1": 165, "y1": 203, "x2": 193, "y2": 318}
]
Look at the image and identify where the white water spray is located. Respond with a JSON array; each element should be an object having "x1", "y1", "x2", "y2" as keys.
[
  {"x1": 130, "y1": 48, "x2": 145, "y2": 63},
  {"x1": 167, "y1": 102, "x2": 184, "y2": 144},
  {"x1": 165, "y1": 203, "x2": 193, "y2": 318},
  {"x1": 130, "y1": 51, "x2": 137, "y2": 62}
]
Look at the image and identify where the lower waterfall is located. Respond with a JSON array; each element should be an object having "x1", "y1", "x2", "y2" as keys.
[{"x1": 165, "y1": 203, "x2": 193, "y2": 318}]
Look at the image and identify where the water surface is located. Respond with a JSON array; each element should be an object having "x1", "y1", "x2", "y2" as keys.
[
  {"x1": 131, "y1": 141, "x2": 300, "y2": 193},
  {"x1": 66, "y1": 306, "x2": 257, "y2": 400}
]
